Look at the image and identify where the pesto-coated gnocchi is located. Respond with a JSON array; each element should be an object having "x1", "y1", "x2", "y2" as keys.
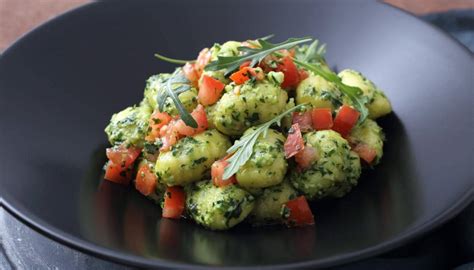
[
  {"x1": 104, "y1": 103, "x2": 151, "y2": 147},
  {"x1": 348, "y1": 118, "x2": 385, "y2": 165},
  {"x1": 296, "y1": 73, "x2": 342, "y2": 110},
  {"x1": 236, "y1": 128, "x2": 287, "y2": 189},
  {"x1": 103, "y1": 36, "x2": 391, "y2": 230},
  {"x1": 290, "y1": 130, "x2": 361, "y2": 200},
  {"x1": 249, "y1": 180, "x2": 298, "y2": 224},
  {"x1": 155, "y1": 129, "x2": 231, "y2": 186},
  {"x1": 144, "y1": 73, "x2": 198, "y2": 116},
  {"x1": 213, "y1": 79, "x2": 288, "y2": 135},
  {"x1": 338, "y1": 69, "x2": 392, "y2": 119},
  {"x1": 185, "y1": 181, "x2": 255, "y2": 230}
]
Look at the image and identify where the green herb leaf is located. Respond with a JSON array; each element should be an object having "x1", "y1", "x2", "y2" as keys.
[
  {"x1": 205, "y1": 37, "x2": 312, "y2": 76},
  {"x1": 154, "y1": 52, "x2": 195, "y2": 65},
  {"x1": 156, "y1": 69, "x2": 198, "y2": 128},
  {"x1": 223, "y1": 103, "x2": 306, "y2": 179},
  {"x1": 295, "y1": 39, "x2": 327, "y2": 63},
  {"x1": 292, "y1": 59, "x2": 369, "y2": 123}
]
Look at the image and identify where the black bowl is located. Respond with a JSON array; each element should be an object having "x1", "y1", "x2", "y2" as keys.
[{"x1": 0, "y1": 1, "x2": 472, "y2": 269}]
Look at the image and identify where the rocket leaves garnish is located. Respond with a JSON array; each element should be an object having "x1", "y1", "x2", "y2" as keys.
[
  {"x1": 156, "y1": 69, "x2": 197, "y2": 128},
  {"x1": 205, "y1": 37, "x2": 313, "y2": 76},
  {"x1": 223, "y1": 104, "x2": 306, "y2": 180}
]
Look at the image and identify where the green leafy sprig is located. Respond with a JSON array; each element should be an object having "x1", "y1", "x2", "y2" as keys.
[
  {"x1": 154, "y1": 53, "x2": 195, "y2": 64},
  {"x1": 156, "y1": 69, "x2": 197, "y2": 128},
  {"x1": 292, "y1": 59, "x2": 369, "y2": 123},
  {"x1": 205, "y1": 37, "x2": 312, "y2": 76},
  {"x1": 223, "y1": 104, "x2": 306, "y2": 179}
]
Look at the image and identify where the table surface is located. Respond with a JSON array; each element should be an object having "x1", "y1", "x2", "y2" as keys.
[{"x1": 0, "y1": 1, "x2": 473, "y2": 270}]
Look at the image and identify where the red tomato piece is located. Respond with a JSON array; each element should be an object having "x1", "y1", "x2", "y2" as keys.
[
  {"x1": 173, "y1": 105, "x2": 208, "y2": 136},
  {"x1": 162, "y1": 186, "x2": 186, "y2": 219},
  {"x1": 146, "y1": 111, "x2": 172, "y2": 142},
  {"x1": 239, "y1": 60, "x2": 251, "y2": 69},
  {"x1": 284, "y1": 196, "x2": 315, "y2": 226},
  {"x1": 211, "y1": 158, "x2": 237, "y2": 187},
  {"x1": 294, "y1": 145, "x2": 319, "y2": 170},
  {"x1": 284, "y1": 123, "x2": 305, "y2": 159},
  {"x1": 298, "y1": 69, "x2": 309, "y2": 81},
  {"x1": 106, "y1": 144, "x2": 141, "y2": 168},
  {"x1": 229, "y1": 67, "x2": 254, "y2": 85},
  {"x1": 311, "y1": 108, "x2": 333, "y2": 130},
  {"x1": 160, "y1": 124, "x2": 180, "y2": 152},
  {"x1": 135, "y1": 163, "x2": 157, "y2": 196},
  {"x1": 183, "y1": 62, "x2": 199, "y2": 86},
  {"x1": 332, "y1": 105, "x2": 360, "y2": 137},
  {"x1": 292, "y1": 111, "x2": 313, "y2": 132},
  {"x1": 104, "y1": 161, "x2": 133, "y2": 185},
  {"x1": 198, "y1": 75, "x2": 225, "y2": 106},
  {"x1": 276, "y1": 56, "x2": 300, "y2": 89},
  {"x1": 195, "y1": 48, "x2": 211, "y2": 73},
  {"x1": 352, "y1": 143, "x2": 377, "y2": 164}
]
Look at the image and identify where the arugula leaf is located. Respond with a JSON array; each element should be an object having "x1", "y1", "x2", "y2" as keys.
[
  {"x1": 156, "y1": 69, "x2": 198, "y2": 128},
  {"x1": 154, "y1": 52, "x2": 195, "y2": 64},
  {"x1": 205, "y1": 37, "x2": 312, "y2": 76},
  {"x1": 223, "y1": 104, "x2": 306, "y2": 179},
  {"x1": 292, "y1": 59, "x2": 369, "y2": 123},
  {"x1": 295, "y1": 39, "x2": 327, "y2": 63}
]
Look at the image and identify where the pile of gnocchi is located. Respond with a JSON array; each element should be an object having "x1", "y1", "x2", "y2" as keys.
[{"x1": 103, "y1": 37, "x2": 391, "y2": 230}]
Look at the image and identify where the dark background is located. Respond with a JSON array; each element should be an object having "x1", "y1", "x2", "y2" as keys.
[{"x1": 0, "y1": 2, "x2": 473, "y2": 270}]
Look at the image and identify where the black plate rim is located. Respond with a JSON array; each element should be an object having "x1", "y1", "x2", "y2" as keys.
[
  {"x1": 3, "y1": 189, "x2": 473, "y2": 269},
  {"x1": 0, "y1": 1, "x2": 473, "y2": 269}
]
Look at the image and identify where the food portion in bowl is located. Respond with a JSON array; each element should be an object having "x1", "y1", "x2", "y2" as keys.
[{"x1": 102, "y1": 36, "x2": 391, "y2": 230}]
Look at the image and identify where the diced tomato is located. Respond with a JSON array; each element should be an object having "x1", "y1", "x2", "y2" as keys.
[
  {"x1": 284, "y1": 123, "x2": 305, "y2": 159},
  {"x1": 284, "y1": 196, "x2": 315, "y2": 226},
  {"x1": 294, "y1": 145, "x2": 319, "y2": 170},
  {"x1": 229, "y1": 66, "x2": 263, "y2": 85},
  {"x1": 173, "y1": 105, "x2": 208, "y2": 136},
  {"x1": 135, "y1": 163, "x2": 157, "y2": 196},
  {"x1": 104, "y1": 161, "x2": 133, "y2": 185},
  {"x1": 332, "y1": 105, "x2": 360, "y2": 137},
  {"x1": 239, "y1": 60, "x2": 251, "y2": 69},
  {"x1": 276, "y1": 56, "x2": 300, "y2": 89},
  {"x1": 162, "y1": 186, "x2": 186, "y2": 219},
  {"x1": 292, "y1": 111, "x2": 313, "y2": 132},
  {"x1": 183, "y1": 62, "x2": 199, "y2": 86},
  {"x1": 311, "y1": 108, "x2": 333, "y2": 130},
  {"x1": 106, "y1": 144, "x2": 141, "y2": 168},
  {"x1": 230, "y1": 67, "x2": 253, "y2": 85},
  {"x1": 298, "y1": 69, "x2": 309, "y2": 81},
  {"x1": 211, "y1": 158, "x2": 237, "y2": 187},
  {"x1": 160, "y1": 124, "x2": 179, "y2": 152},
  {"x1": 198, "y1": 75, "x2": 225, "y2": 106},
  {"x1": 195, "y1": 48, "x2": 211, "y2": 73},
  {"x1": 146, "y1": 111, "x2": 172, "y2": 141},
  {"x1": 352, "y1": 143, "x2": 377, "y2": 164}
]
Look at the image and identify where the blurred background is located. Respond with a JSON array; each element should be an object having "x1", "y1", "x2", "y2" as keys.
[{"x1": 0, "y1": 1, "x2": 473, "y2": 270}]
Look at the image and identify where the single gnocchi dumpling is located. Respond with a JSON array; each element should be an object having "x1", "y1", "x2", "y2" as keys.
[
  {"x1": 290, "y1": 130, "x2": 361, "y2": 200},
  {"x1": 185, "y1": 181, "x2": 255, "y2": 230},
  {"x1": 348, "y1": 118, "x2": 385, "y2": 165},
  {"x1": 209, "y1": 40, "x2": 242, "y2": 60},
  {"x1": 104, "y1": 103, "x2": 151, "y2": 147},
  {"x1": 155, "y1": 129, "x2": 231, "y2": 186},
  {"x1": 338, "y1": 69, "x2": 392, "y2": 119},
  {"x1": 212, "y1": 80, "x2": 288, "y2": 136},
  {"x1": 143, "y1": 73, "x2": 198, "y2": 116},
  {"x1": 296, "y1": 72, "x2": 342, "y2": 110},
  {"x1": 236, "y1": 128, "x2": 287, "y2": 189},
  {"x1": 249, "y1": 180, "x2": 298, "y2": 224}
]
